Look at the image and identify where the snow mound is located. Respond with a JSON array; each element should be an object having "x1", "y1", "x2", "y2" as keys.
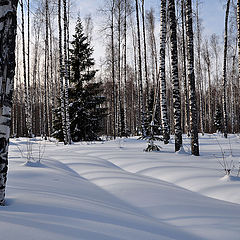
[
  {"x1": 220, "y1": 175, "x2": 240, "y2": 182},
  {"x1": 23, "y1": 160, "x2": 46, "y2": 168},
  {"x1": 2, "y1": 135, "x2": 240, "y2": 240}
]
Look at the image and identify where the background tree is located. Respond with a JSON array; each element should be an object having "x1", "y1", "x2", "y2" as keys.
[
  {"x1": 53, "y1": 18, "x2": 106, "y2": 142},
  {"x1": 223, "y1": 0, "x2": 231, "y2": 138},
  {"x1": 168, "y1": 0, "x2": 182, "y2": 152},
  {"x1": 135, "y1": 0, "x2": 146, "y2": 137},
  {"x1": 186, "y1": 0, "x2": 199, "y2": 156},
  {"x1": 63, "y1": 0, "x2": 71, "y2": 144},
  {"x1": 159, "y1": 0, "x2": 170, "y2": 144}
]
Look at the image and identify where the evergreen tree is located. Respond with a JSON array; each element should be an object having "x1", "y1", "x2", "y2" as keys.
[
  {"x1": 52, "y1": 104, "x2": 65, "y2": 142},
  {"x1": 214, "y1": 104, "x2": 223, "y2": 133},
  {"x1": 53, "y1": 18, "x2": 106, "y2": 142},
  {"x1": 146, "y1": 88, "x2": 161, "y2": 136}
]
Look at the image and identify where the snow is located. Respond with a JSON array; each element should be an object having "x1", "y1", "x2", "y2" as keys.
[{"x1": 1, "y1": 134, "x2": 240, "y2": 240}]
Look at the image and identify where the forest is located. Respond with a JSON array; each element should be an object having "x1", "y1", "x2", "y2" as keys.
[
  {"x1": 0, "y1": 0, "x2": 240, "y2": 239},
  {"x1": 7, "y1": 0, "x2": 239, "y2": 152}
]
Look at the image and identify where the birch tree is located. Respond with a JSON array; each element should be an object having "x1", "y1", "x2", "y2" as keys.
[
  {"x1": 44, "y1": 0, "x2": 50, "y2": 139},
  {"x1": 63, "y1": 0, "x2": 71, "y2": 144},
  {"x1": 141, "y1": 0, "x2": 149, "y2": 113},
  {"x1": 146, "y1": 9, "x2": 158, "y2": 91},
  {"x1": 159, "y1": 0, "x2": 170, "y2": 144},
  {"x1": 181, "y1": 0, "x2": 190, "y2": 136},
  {"x1": 168, "y1": 0, "x2": 182, "y2": 151},
  {"x1": 0, "y1": 0, "x2": 18, "y2": 205},
  {"x1": 58, "y1": 0, "x2": 68, "y2": 144},
  {"x1": 112, "y1": 0, "x2": 117, "y2": 138},
  {"x1": 202, "y1": 40, "x2": 212, "y2": 132},
  {"x1": 116, "y1": 0, "x2": 122, "y2": 137},
  {"x1": 32, "y1": 9, "x2": 41, "y2": 135},
  {"x1": 237, "y1": 0, "x2": 240, "y2": 118},
  {"x1": 223, "y1": 0, "x2": 230, "y2": 138},
  {"x1": 185, "y1": 0, "x2": 199, "y2": 156},
  {"x1": 20, "y1": 0, "x2": 31, "y2": 137},
  {"x1": 27, "y1": 0, "x2": 31, "y2": 131},
  {"x1": 135, "y1": 0, "x2": 146, "y2": 137},
  {"x1": 123, "y1": 0, "x2": 128, "y2": 136},
  {"x1": 195, "y1": 0, "x2": 204, "y2": 135}
]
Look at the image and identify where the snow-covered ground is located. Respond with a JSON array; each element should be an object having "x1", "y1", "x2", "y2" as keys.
[{"x1": 1, "y1": 134, "x2": 240, "y2": 240}]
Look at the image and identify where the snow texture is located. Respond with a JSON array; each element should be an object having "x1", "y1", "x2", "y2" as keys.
[{"x1": 1, "y1": 134, "x2": 240, "y2": 240}]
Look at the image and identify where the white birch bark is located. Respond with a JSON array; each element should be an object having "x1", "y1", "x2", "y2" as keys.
[
  {"x1": 230, "y1": 55, "x2": 236, "y2": 133},
  {"x1": 185, "y1": 0, "x2": 199, "y2": 156},
  {"x1": 32, "y1": 18, "x2": 41, "y2": 135},
  {"x1": 123, "y1": 0, "x2": 128, "y2": 136},
  {"x1": 135, "y1": 0, "x2": 146, "y2": 137},
  {"x1": 0, "y1": 0, "x2": 18, "y2": 205},
  {"x1": 27, "y1": 0, "x2": 31, "y2": 134},
  {"x1": 117, "y1": 0, "x2": 122, "y2": 137},
  {"x1": 223, "y1": 0, "x2": 230, "y2": 138},
  {"x1": 111, "y1": 1, "x2": 116, "y2": 139},
  {"x1": 195, "y1": 0, "x2": 204, "y2": 136},
  {"x1": 237, "y1": 0, "x2": 240, "y2": 132},
  {"x1": 181, "y1": 0, "x2": 190, "y2": 136},
  {"x1": 141, "y1": 0, "x2": 149, "y2": 114},
  {"x1": 58, "y1": 0, "x2": 68, "y2": 144},
  {"x1": 159, "y1": 0, "x2": 170, "y2": 144},
  {"x1": 44, "y1": 0, "x2": 50, "y2": 139},
  {"x1": 63, "y1": 0, "x2": 71, "y2": 144},
  {"x1": 168, "y1": 0, "x2": 182, "y2": 151},
  {"x1": 20, "y1": 0, "x2": 31, "y2": 137},
  {"x1": 202, "y1": 41, "x2": 212, "y2": 132}
]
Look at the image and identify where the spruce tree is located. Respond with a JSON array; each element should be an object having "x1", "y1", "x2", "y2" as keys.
[
  {"x1": 214, "y1": 104, "x2": 223, "y2": 133},
  {"x1": 53, "y1": 18, "x2": 106, "y2": 142}
]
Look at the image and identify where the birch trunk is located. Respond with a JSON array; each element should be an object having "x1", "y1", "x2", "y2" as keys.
[
  {"x1": 20, "y1": 0, "x2": 31, "y2": 137},
  {"x1": 195, "y1": 0, "x2": 204, "y2": 136},
  {"x1": 117, "y1": 0, "x2": 122, "y2": 137},
  {"x1": 14, "y1": 36, "x2": 19, "y2": 137},
  {"x1": 135, "y1": 0, "x2": 146, "y2": 137},
  {"x1": 223, "y1": 0, "x2": 230, "y2": 138},
  {"x1": 168, "y1": 0, "x2": 182, "y2": 151},
  {"x1": 237, "y1": 0, "x2": 240, "y2": 133},
  {"x1": 202, "y1": 41, "x2": 212, "y2": 132},
  {"x1": 111, "y1": 1, "x2": 116, "y2": 139},
  {"x1": 32, "y1": 21, "x2": 40, "y2": 135},
  {"x1": 58, "y1": 0, "x2": 68, "y2": 144},
  {"x1": 27, "y1": 0, "x2": 31, "y2": 134},
  {"x1": 49, "y1": 19, "x2": 55, "y2": 135},
  {"x1": 131, "y1": 20, "x2": 139, "y2": 134},
  {"x1": 44, "y1": 0, "x2": 50, "y2": 139},
  {"x1": 146, "y1": 10, "x2": 158, "y2": 91},
  {"x1": 123, "y1": 0, "x2": 128, "y2": 136},
  {"x1": 181, "y1": 0, "x2": 190, "y2": 136},
  {"x1": 0, "y1": 0, "x2": 18, "y2": 205},
  {"x1": 63, "y1": 0, "x2": 71, "y2": 144},
  {"x1": 185, "y1": 0, "x2": 199, "y2": 156},
  {"x1": 230, "y1": 55, "x2": 236, "y2": 133},
  {"x1": 159, "y1": 0, "x2": 170, "y2": 144},
  {"x1": 141, "y1": 0, "x2": 149, "y2": 113}
]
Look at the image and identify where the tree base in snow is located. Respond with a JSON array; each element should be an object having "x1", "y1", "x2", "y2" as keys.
[
  {"x1": 144, "y1": 144, "x2": 161, "y2": 152},
  {"x1": 0, "y1": 199, "x2": 5, "y2": 206}
]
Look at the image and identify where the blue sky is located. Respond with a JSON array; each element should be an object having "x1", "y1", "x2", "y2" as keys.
[
  {"x1": 75, "y1": 0, "x2": 225, "y2": 34},
  {"x1": 200, "y1": 0, "x2": 225, "y2": 37},
  {"x1": 75, "y1": 0, "x2": 226, "y2": 64}
]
